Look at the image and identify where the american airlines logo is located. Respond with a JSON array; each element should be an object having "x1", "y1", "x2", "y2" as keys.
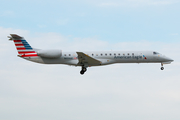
[
  {"x1": 143, "y1": 55, "x2": 147, "y2": 59},
  {"x1": 114, "y1": 55, "x2": 146, "y2": 60}
]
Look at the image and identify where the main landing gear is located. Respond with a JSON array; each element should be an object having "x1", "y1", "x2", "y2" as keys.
[
  {"x1": 80, "y1": 66, "x2": 87, "y2": 75},
  {"x1": 161, "y1": 63, "x2": 164, "y2": 70}
]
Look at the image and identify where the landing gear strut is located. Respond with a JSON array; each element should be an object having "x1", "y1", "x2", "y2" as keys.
[
  {"x1": 161, "y1": 63, "x2": 164, "y2": 70},
  {"x1": 80, "y1": 66, "x2": 87, "y2": 75}
]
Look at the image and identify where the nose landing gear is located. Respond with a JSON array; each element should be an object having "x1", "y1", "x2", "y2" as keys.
[
  {"x1": 80, "y1": 66, "x2": 87, "y2": 75},
  {"x1": 161, "y1": 63, "x2": 164, "y2": 70}
]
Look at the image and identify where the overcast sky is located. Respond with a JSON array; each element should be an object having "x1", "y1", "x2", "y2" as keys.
[{"x1": 0, "y1": 0, "x2": 180, "y2": 120}]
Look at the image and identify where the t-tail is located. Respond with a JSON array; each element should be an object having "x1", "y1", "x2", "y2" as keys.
[{"x1": 8, "y1": 34, "x2": 38, "y2": 57}]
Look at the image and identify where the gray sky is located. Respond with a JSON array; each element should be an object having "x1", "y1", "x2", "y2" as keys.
[{"x1": 0, "y1": 0, "x2": 180, "y2": 120}]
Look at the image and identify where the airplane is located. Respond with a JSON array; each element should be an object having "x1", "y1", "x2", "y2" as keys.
[{"x1": 8, "y1": 34, "x2": 174, "y2": 75}]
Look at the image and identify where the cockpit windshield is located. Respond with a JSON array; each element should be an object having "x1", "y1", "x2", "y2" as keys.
[{"x1": 153, "y1": 52, "x2": 159, "y2": 55}]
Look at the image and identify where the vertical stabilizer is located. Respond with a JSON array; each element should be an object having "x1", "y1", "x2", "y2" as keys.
[
  {"x1": 9, "y1": 34, "x2": 36, "y2": 55},
  {"x1": 8, "y1": 34, "x2": 38, "y2": 57}
]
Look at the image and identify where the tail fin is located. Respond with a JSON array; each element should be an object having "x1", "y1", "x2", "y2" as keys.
[{"x1": 9, "y1": 34, "x2": 36, "y2": 55}]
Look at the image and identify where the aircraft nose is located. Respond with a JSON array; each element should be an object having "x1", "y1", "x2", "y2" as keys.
[{"x1": 164, "y1": 56, "x2": 174, "y2": 62}]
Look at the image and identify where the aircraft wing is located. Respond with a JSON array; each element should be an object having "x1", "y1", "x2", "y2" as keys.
[{"x1": 76, "y1": 52, "x2": 101, "y2": 66}]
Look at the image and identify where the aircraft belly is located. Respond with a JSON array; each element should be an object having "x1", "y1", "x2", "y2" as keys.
[
  {"x1": 23, "y1": 57, "x2": 44, "y2": 64},
  {"x1": 23, "y1": 57, "x2": 76, "y2": 65},
  {"x1": 40, "y1": 57, "x2": 78, "y2": 65},
  {"x1": 63, "y1": 59, "x2": 79, "y2": 65}
]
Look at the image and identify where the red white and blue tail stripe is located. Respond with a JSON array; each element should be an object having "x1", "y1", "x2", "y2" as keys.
[{"x1": 9, "y1": 34, "x2": 38, "y2": 57}]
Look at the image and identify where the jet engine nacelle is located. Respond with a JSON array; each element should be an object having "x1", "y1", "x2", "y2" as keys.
[{"x1": 37, "y1": 49, "x2": 62, "y2": 58}]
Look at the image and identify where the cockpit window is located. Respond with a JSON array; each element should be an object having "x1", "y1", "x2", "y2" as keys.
[{"x1": 153, "y1": 52, "x2": 159, "y2": 55}]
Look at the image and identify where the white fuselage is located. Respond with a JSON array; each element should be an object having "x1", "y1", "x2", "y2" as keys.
[{"x1": 23, "y1": 50, "x2": 173, "y2": 67}]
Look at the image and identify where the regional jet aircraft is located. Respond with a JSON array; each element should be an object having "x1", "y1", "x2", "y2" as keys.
[{"x1": 8, "y1": 34, "x2": 174, "y2": 75}]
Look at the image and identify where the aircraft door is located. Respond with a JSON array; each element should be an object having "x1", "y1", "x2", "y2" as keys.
[
  {"x1": 153, "y1": 52, "x2": 160, "y2": 61},
  {"x1": 138, "y1": 53, "x2": 143, "y2": 62}
]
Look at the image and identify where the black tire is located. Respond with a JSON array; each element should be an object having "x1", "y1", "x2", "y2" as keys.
[
  {"x1": 161, "y1": 67, "x2": 164, "y2": 70},
  {"x1": 80, "y1": 70, "x2": 84, "y2": 75}
]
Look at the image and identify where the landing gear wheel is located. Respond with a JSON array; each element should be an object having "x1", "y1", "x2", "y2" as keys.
[
  {"x1": 161, "y1": 67, "x2": 164, "y2": 70},
  {"x1": 83, "y1": 68, "x2": 87, "y2": 72},
  {"x1": 80, "y1": 70, "x2": 84, "y2": 75},
  {"x1": 80, "y1": 66, "x2": 87, "y2": 75}
]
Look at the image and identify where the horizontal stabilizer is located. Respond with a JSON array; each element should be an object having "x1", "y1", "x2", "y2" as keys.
[{"x1": 10, "y1": 34, "x2": 23, "y2": 39}]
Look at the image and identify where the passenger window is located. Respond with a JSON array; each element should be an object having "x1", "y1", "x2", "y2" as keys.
[
  {"x1": 127, "y1": 53, "x2": 130, "y2": 55},
  {"x1": 123, "y1": 53, "x2": 125, "y2": 56},
  {"x1": 132, "y1": 53, "x2": 134, "y2": 56},
  {"x1": 105, "y1": 54, "x2": 107, "y2": 56},
  {"x1": 114, "y1": 53, "x2": 116, "y2": 56},
  {"x1": 101, "y1": 54, "x2": 103, "y2": 56},
  {"x1": 118, "y1": 53, "x2": 120, "y2": 55},
  {"x1": 109, "y1": 53, "x2": 112, "y2": 56},
  {"x1": 69, "y1": 54, "x2": 71, "y2": 56},
  {"x1": 92, "y1": 54, "x2": 94, "y2": 56}
]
